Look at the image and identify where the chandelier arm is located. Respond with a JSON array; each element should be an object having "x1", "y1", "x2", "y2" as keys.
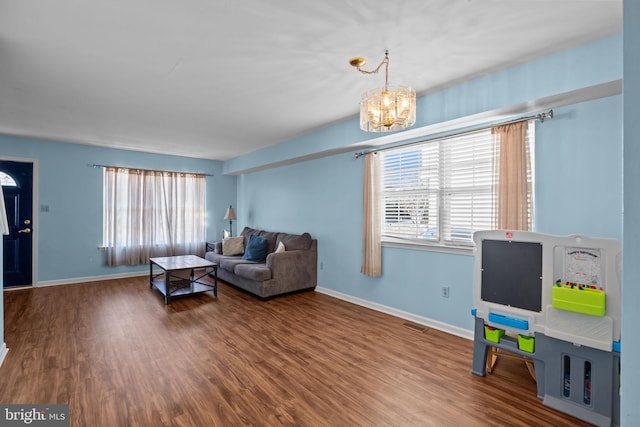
[
  {"x1": 356, "y1": 57, "x2": 388, "y2": 75},
  {"x1": 354, "y1": 50, "x2": 390, "y2": 76}
]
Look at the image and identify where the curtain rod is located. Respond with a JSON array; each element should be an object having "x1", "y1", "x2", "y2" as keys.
[
  {"x1": 90, "y1": 164, "x2": 213, "y2": 177},
  {"x1": 354, "y1": 109, "x2": 553, "y2": 159}
]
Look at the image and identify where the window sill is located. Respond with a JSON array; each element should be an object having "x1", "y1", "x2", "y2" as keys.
[{"x1": 382, "y1": 239, "x2": 476, "y2": 256}]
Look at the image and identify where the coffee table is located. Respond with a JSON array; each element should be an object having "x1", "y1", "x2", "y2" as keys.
[{"x1": 149, "y1": 255, "x2": 217, "y2": 304}]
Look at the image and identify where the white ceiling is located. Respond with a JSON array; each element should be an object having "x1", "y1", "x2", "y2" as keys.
[{"x1": 0, "y1": 0, "x2": 622, "y2": 161}]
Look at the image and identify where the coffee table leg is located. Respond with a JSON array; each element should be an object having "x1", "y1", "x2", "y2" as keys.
[
  {"x1": 214, "y1": 266, "x2": 218, "y2": 297},
  {"x1": 165, "y1": 270, "x2": 171, "y2": 305}
]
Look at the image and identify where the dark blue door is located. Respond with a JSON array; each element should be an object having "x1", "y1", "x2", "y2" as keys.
[{"x1": 1, "y1": 160, "x2": 33, "y2": 287}]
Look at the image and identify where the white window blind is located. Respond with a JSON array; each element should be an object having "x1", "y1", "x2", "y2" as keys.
[{"x1": 380, "y1": 122, "x2": 534, "y2": 247}]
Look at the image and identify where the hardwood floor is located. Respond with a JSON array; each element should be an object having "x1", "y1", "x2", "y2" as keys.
[{"x1": 1, "y1": 276, "x2": 590, "y2": 426}]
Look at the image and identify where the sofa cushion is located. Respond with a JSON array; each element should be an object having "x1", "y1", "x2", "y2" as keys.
[
  {"x1": 205, "y1": 251, "x2": 224, "y2": 264},
  {"x1": 277, "y1": 232, "x2": 312, "y2": 251},
  {"x1": 234, "y1": 263, "x2": 272, "y2": 282},
  {"x1": 258, "y1": 230, "x2": 279, "y2": 254},
  {"x1": 240, "y1": 226, "x2": 258, "y2": 239},
  {"x1": 219, "y1": 256, "x2": 255, "y2": 272},
  {"x1": 243, "y1": 234, "x2": 268, "y2": 262},
  {"x1": 222, "y1": 236, "x2": 244, "y2": 256}
]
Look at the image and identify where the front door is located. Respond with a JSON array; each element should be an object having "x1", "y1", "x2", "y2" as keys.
[{"x1": 1, "y1": 160, "x2": 33, "y2": 287}]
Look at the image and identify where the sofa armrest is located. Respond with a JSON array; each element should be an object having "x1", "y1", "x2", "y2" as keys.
[{"x1": 266, "y1": 249, "x2": 316, "y2": 287}]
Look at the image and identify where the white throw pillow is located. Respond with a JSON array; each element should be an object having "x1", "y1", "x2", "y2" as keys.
[
  {"x1": 275, "y1": 241, "x2": 286, "y2": 253},
  {"x1": 222, "y1": 236, "x2": 245, "y2": 256}
]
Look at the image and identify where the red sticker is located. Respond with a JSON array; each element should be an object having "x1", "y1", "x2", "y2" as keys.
[{"x1": 506, "y1": 232, "x2": 513, "y2": 238}]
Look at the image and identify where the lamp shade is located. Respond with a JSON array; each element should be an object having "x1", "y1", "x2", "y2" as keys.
[{"x1": 224, "y1": 206, "x2": 236, "y2": 221}]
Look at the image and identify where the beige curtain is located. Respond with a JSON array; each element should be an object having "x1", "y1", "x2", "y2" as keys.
[
  {"x1": 103, "y1": 167, "x2": 207, "y2": 266},
  {"x1": 492, "y1": 121, "x2": 532, "y2": 230},
  {"x1": 361, "y1": 152, "x2": 382, "y2": 276}
]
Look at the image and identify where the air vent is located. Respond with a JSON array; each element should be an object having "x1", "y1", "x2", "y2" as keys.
[{"x1": 402, "y1": 322, "x2": 427, "y2": 333}]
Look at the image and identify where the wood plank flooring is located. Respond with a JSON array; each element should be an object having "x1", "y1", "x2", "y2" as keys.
[{"x1": 0, "y1": 276, "x2": 590, "y2": 426}]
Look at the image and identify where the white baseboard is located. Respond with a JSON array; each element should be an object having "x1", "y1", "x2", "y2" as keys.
[
  {"x1": 36, "y1": 271, "x2": 148, "y2": 288},
  {"x1": 315, "y1": 286, "x2": 474, "y2": 341},
  {"x1": 0, "y1": 343, "x2": 8, "y2": 368}
]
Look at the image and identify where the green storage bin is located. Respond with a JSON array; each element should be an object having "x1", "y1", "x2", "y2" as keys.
[
  {"x1": 552, "y1": 285, "x2": 606, "y2": 317},
  {"x1": 484, "y1": 326, "x2": 505, "y2": 343},
  {"x1": 518, "y1": 334, "x2": 535, "y2": 353}
]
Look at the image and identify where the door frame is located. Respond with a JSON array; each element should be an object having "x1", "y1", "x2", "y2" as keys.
[{"x1": 1, "y1": 156, "x2": 38, "y2": 288}]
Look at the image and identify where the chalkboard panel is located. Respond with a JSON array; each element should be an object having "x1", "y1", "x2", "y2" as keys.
[{"x1": 481, "y1": 239, "x2": 543, "y2": 312}]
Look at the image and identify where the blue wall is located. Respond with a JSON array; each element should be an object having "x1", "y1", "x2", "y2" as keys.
[
  {"x1": 0, "y1": 136, "x2": 237, "y2": 282},
  {"x1": 536, "y1": 96, "x2": 623, "y2": 238}
]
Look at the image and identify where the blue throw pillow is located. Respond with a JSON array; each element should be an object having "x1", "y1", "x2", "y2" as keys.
[{"x1": 242, "y1": 234, "x2": 268, "y2": 262}]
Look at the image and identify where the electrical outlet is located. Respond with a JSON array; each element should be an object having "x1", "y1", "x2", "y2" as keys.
[{"x1": 441, "y1": 286, "x2": 450, "y2": 298}]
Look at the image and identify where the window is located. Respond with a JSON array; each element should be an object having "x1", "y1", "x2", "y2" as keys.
[
  {"x1": 380, "y1": 122, "x2": 534, "y2": 248},
  {"x1": 0, "y1": 171, "x2": 17, "y2": 187},
  {"x1": 102, "y1": 167, "x2": 206, "y2": 266}
]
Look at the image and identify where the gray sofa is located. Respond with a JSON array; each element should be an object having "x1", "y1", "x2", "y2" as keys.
[{"x1": 205, "y1": 227, "x2": 317, "y2": 299}]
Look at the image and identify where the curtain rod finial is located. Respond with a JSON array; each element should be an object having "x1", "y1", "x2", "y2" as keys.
[{"x1": 538, "y1": 110, "x2": 553, "y2": 122}]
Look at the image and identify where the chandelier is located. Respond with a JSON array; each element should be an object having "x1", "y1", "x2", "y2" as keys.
[{"x1": 349, "y1": 50, "x2": 416, "y2": 132}]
